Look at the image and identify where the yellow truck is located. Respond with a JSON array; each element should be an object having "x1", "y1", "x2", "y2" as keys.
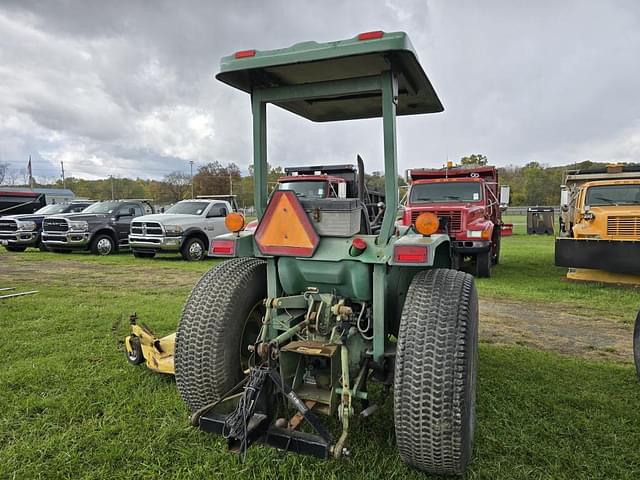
[{"x1": 555, "y1": 164, "x2": 640, "y2": 283}]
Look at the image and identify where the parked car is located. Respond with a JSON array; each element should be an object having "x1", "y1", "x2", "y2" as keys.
[
  {"x1": 42, "y1": 199, "x2": 153, "y2": 255},
  {"x1": 0, "y1": 201, "x2": 92, "y2": 252},
  {"x1": 129, "y1": 196, "x2": 237, "y2": 261}
]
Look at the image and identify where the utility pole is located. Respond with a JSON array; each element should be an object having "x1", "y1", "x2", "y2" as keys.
[
  {"x1": 61, "y1": 161, "x2": 66, "y2": 189},
  {"x1": 229, "y1": 171, "x2": 233, "y2": 196},
  {"x1": 190, "y1": 160, "x2": 194, "y2": 198},
  {"x1": 110, "y1": 175, "x2": 115, "y2": 200}
]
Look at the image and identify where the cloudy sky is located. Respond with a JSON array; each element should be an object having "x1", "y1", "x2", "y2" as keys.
[{"x1": 1, "y1": 0, "x2": 639, "y2": 182}]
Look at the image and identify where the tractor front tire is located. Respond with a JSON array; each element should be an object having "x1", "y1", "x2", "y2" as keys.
[
  {"x1": 394, "y1": 268, "x2": 478, "y2": 475},
  {"x1": 175, "y1": 257, "x2": 267, "y2": 412}
]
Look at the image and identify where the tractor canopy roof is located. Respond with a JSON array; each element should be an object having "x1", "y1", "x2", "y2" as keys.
[{"x1": 216, "y1": 31, "x2": 443, "y2": 122}]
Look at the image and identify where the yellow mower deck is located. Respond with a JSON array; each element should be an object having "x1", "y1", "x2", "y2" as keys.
[{"x1": 124, "y1": 315, "x2": 175, "y2": 374}]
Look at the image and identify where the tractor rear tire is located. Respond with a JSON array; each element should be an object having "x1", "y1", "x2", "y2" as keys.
[
  {"x1": 175, "y1": 257, "x2": 267, "y2": 412},
  {"x1": 474, "y1": 251, "x2": 492, "y2": 278},
  {"x1": 634, "y1": 310, "x2": 640, "y2": 381},
  {"x1": 394, "y1": 268, "x2": 478, "y2": 475}
]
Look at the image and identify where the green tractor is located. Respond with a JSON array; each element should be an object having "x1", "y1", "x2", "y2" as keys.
[{"x1": 175, "y1": 31, "x2": 479, "y2": 476}]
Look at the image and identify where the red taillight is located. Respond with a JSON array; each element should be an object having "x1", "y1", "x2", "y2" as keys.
[
  {"x1": 350, "y1": 237, "x2": 367, "y2": 257},
  {"x1": 358, "y1": 31, "x2": 384, "y2": 41},
  {"x1": 393, "y1": 245, "x2": 428, "y2": 263},
  {"x1": 211, "y1": 239, "x2": 235, "y2": 256},
  {"x1": 234, "y1": 49, "x2": 256, "y2": 59}
]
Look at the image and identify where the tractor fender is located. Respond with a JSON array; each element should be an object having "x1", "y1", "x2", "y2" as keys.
[{"x1": 388, "y1": 233, "x2": 451, "y2": 267}]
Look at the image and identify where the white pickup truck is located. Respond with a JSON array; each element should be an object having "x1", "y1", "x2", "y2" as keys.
[{"x1": 128, "y1": 196, "x2": 238, "y2": 261}]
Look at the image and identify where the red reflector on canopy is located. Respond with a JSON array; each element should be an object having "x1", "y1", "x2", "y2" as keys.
[
  {"x1": 393, "y1": 245, "x2": 428, "y2": 263},
  {"x1": 211, "y1": 239, "x2": 236, "y2": 256},
  {"x1": 357, "y1": 31, "x2": 384, "y2": 41},
  {"x1": 234, "y1": 49, "x2": 256, "y2": 59}
]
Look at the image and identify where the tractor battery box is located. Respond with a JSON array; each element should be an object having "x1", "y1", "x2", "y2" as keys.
[{"x1": 300, "y1": 198, "x2": 361, "y2": 237}]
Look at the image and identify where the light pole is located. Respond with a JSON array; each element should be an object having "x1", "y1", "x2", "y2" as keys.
[{"x1": 190, "y1": 160, "x2": 194, "y2": 198}]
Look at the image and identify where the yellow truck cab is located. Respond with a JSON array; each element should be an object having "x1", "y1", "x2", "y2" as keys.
[
  {"x1": 556, "y1": 164, "x2": 640, "y2": 277},
  {"x1": 571, "y1": 179, "x2": 640, "y2": 240}
]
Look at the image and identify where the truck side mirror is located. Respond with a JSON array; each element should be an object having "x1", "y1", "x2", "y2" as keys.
[
  {"x1": 499, "y1": 185, "x2": 510, "y2": 211},
  {"x1": 338, "y1": 183, "x2": 347, "y2": 199},
  {"x1": 560, "y1": 187, "x2": 569, "y2": 212}
]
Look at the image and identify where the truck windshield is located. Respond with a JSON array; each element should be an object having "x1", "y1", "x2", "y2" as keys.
[
  {"x1": 585, "y1": 185, "x2": 640, "y2": 206},
  {"x1": 82, "y1": 201, "x2": 121, "y2": 214},
  {"x1": 409, "y1": 182, "x2": 482, "y2": 203},
  {"x1": 278, "y1": 181, "x2": 327, "y2": 199},
  {"x1": 35, "y1": 204, "x2": 69, "y2": 215},
  {"x1": 165, "y1": 202, "x2": 208, "y2": 215}
]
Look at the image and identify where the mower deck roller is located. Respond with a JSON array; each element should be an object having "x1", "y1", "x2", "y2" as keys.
[{"x1": 174, "y1": 31, "x2": 479, "y2": 475}]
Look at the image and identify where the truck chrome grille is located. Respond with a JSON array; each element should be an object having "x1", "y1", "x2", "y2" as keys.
[
  {"x1": 131, "y1": 221, "x2": 163, "y2": 236},
  {"x1": 0, "y1": 219, "x2": 17, "y2": 232},
  {"x1": 411, "y1": 210, "x2": 462, "y2": 232},
  {"x1": 607, "y1": 216, "x2": 640, "y2": 237},
  {"x1": 43, "y1": 218, "x2": 69, "y2": 233}
]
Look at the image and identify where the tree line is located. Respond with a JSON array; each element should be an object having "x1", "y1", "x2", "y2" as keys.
[{"x1": 0, "y1": 157, "x2": 633, "y2": 207}]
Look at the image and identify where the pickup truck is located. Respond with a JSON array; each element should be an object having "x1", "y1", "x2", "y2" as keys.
[
  {"x1": 42, "y1": 199, "x2": 153, "y2": 255},
  {"x1": 0, "y1": 201, "x2": 92, "y2": 252},
  {"x1": 128, "y1": 196, "x2": 237, "y2": 261}
]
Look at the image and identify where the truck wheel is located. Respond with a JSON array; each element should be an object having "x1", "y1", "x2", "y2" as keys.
[
  {"x1": 175, "y1": 257, "x2": 267, "y2": 411},
  {"x1": 474, "y1": 251, "x2": 492, "y2": 278},
  {"x1": 394, "y1": 269, "x2": 478, "y2": 475},
  {"x1": 634, "y1": 310, "x2": 640, "y2": 381},
  {"x1": 5, "y1": 246, "x2": 26, "y2": 252},
  {"x1": 91, "y1": 234, "x2": 115, "y2": 256},
  {"x1": 126, "y1": 335, "x2": 145, "y2": 365},
  {"x1": 132, "y1": 250, "x2": 155, "y2": 259},
  {"x1": 181, "y1": 237, "x2": 206, "y2": 261},
  {"x1": 492, "y1": 234, "x2": 501, "y2": 265}
]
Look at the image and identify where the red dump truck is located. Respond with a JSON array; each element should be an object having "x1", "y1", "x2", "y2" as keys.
[{"x1": 401, "y1": 165, "x2": 510, "y2": 277}]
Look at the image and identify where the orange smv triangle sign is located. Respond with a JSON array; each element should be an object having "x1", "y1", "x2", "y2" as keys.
[{"x1": 254, "y1": 190, "x2": 319, "y2": 257}]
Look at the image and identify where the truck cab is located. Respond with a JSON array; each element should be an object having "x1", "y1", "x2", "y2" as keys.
[
  {"x1": 129, "y1": 196, "x2": 236, "y2": 261},
  {"x1": 42, "y1": 199, "x2": 153, "y2": 255},
  {"x1": 402, "y1": 165, "x2": 509, "y2": 277},
  {"x1": 0, "y1": 201, "x2": 92, "y2": 252},
  {"x1": 277, "y1": 174, "x2": 347, "y2": 199},
  {"x1": 556, "y1": 165, "x2": 640, "y2": 278}
]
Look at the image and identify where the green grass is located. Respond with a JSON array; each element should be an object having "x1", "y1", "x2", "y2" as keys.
[
  {"x1": 1, "y1": 242, "x2": 640, "y2": 479},
  {"x1": 475, "y1": 215, "x2": 639, "y2": 323}
]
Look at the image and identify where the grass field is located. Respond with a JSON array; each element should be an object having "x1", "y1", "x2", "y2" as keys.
[{"x1": 1, "y1": 225, "x2": 640, "y2": 479}]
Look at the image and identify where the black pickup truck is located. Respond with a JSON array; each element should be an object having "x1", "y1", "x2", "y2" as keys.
[
  {"x1": 0, "y1": 201, "x2": 92, "y2": 252},
  {"x1": 42, "y1": 200, "x2": 153, "y2": 255}
]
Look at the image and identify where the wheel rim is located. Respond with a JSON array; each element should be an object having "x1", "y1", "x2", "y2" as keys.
[
  {"x1": 189, "y1": 241, "x2": 203, "y2": 259},
  {"x1": 97, "y1": 238, "x2": 113, "y2": 255},
  {"x1": 239, "y1": 302, "x2": 265, "y2": 371}
]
